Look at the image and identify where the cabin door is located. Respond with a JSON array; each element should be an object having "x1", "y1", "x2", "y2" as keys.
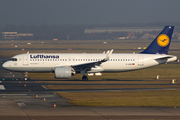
[
  {"x1": 138, "y1": 56, "x2": 144, "y2": 66},
  {"x1": 23, "y1": 54, "x2": 29, "y2": 66}
]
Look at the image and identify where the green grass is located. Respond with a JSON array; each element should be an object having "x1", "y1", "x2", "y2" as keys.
[{"x1": 57, "y1": 90, "x2": 180, "y2": 107}]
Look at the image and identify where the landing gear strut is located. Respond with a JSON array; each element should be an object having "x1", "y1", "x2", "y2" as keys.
[
  {"x1": 25, "y1": 72, "x2": 28, "y2": 78},
  {"x1": 82, "y1": 76, "x2": 88, "y2": 81},
  {"x1": 81, "y1": 70, "x2": 88, "y2": 81}
]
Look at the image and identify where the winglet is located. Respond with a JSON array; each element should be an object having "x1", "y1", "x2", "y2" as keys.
[{"x1": 104, "y1": 49, "x2": 113, "y2": 61}]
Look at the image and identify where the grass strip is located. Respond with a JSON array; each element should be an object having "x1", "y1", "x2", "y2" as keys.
[{"x1": 57, "y1": 90, "x2": 180, "y2": 107}]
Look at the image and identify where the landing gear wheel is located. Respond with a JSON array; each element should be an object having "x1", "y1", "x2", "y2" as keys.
[{"x1": 82, "y1": 76, "x2": 88, "y2": 81}]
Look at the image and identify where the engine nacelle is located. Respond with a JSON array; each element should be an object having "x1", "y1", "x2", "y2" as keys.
[{"x1": 54, "y1": 66, "x2": 72, "y2": 78}]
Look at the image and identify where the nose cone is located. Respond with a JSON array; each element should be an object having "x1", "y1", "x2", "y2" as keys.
[{"x1": 2, "y1": 62, "x2": 9, "y2": 70}]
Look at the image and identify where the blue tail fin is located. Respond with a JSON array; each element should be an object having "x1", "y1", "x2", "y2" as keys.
[{"x1": 141, "y1": 26, "x2": 174, "y2": 54}]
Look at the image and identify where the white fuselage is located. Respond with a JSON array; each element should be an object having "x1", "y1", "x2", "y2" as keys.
[{"x1": 2, "y1": 53, "x2": 177, "y2": 73}]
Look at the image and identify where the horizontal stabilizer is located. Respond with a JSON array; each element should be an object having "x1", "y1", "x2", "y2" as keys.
[
  {"x1": 154, "y1": 55, "x2": 177, "y2": 62},
  {"x1": 154, "y1": 56, "x2": 174, "y2": 60}
]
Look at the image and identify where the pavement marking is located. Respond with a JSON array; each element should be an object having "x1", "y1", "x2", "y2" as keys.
[
  {"x1": 0, "y1": 85, "x2": 5, "y2": 90},
  {"x1": 41, "y1": 85, "x2": 48, "y2": 89},
  {"x1": 17, "y1": 102, "x2": 26, "y2": 107},
  {"x1": 0, "y1": 80, "x2": 5, "y2": 90}
]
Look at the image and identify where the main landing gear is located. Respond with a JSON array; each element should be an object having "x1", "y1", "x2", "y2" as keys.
[
  {"x1": 82, "y1": 76, "x2": 88, "y2": 81},
  {"x1": 81, "y1": 70, "x2": 88, "y2": 81}
]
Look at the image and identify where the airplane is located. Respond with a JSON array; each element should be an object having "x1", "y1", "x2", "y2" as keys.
[{"x1": 2, "y1": 26, "x2": 177, "y2": 81}]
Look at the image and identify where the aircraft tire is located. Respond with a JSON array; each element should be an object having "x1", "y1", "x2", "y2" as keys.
[{"x1": 82, "y1": 76, "x2": 88, "y2": 81}]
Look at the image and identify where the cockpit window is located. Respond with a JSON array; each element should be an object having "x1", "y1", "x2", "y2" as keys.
[{"x1": 10, "y1": 58, "x2": 17, "y2": 61}]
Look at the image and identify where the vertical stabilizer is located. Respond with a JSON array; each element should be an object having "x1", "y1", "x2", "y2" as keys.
[{"x1": 141, "y1": 26, "x2": 174, "y2": 54}]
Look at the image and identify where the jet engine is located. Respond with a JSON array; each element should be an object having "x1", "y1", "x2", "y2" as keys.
[{"x1": 54, "y1": 66, "x2": 74, "y2": 78}]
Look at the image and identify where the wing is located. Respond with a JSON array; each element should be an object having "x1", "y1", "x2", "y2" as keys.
[{"x1": 71, "y1": 49, "x2": 113, "y2": 71}]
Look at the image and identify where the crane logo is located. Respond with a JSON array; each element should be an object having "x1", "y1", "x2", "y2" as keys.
[{"x1": 157, "y1": 34, "x2": 170, "y2": 47}]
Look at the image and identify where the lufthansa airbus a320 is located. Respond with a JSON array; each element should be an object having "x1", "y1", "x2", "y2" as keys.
[{"x1": 2, "y1": 26, "x2": 177, "y2": 80}]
